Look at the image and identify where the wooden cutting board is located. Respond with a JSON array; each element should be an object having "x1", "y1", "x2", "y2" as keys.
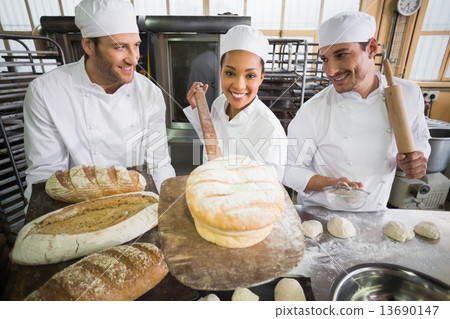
[{"x1": 157, "y1": 176, "x2": 305, "y2": 291}]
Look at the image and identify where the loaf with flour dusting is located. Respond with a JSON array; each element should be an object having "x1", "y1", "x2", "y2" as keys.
[
  {"x1": 185, "y1": 155, "x2": 285, "y2": 248},
  {"x1": 45, "y1": 165, "x2": 147, "y2": 203},
  {"x1": 12, "y1": 192, "x2": 159, "y2": 265},
  {"x1": 25, "y1": 243, "x2": 168, "y2": 301}
]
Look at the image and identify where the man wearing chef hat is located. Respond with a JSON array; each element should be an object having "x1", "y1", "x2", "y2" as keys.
[
  {"x1": 23, "y1": 0, "x2": 175, "y2": 201},
  {"x1": 283, "y1": 12, "x2": 430, "y2": 211}
]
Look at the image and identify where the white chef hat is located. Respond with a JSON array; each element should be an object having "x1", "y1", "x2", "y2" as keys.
[
  {"x1": 319, "y1": 12, "x2": 376, "y2": 49},
  {"x1": 220, "y1": 25, "x2": 270, "y2": 62},
  {"x1": 75, "y1": 0, "x2": 139, "y2": 38}
]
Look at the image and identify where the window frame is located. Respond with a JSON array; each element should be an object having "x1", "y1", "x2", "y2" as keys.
[{"x1": 403, "y1": 0, "x2": 450, "y2": 84}]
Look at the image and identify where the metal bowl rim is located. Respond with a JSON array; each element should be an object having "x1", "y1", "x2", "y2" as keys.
[{"x1": 329, "y1": 262, "x2": 450, "y2": 301}]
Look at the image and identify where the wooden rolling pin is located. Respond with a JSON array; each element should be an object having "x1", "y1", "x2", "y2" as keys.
[
  {"x1": 383, "y1": 59, "x2": 415, "y2": 154},
  {"x1": 194, "y1": 89, "x2": 223, "y2": 160}
]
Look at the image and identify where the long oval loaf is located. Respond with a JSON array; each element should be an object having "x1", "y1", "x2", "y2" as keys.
[
  {"x1": 25, "y1": 243, "x2": 169, "y2": 301},
  {"x1": 12, "y1": 192, "x2": 159, "y2": 265},
  {"x1": 45, "y1": 165, "x2": 147, "y2": 203}
]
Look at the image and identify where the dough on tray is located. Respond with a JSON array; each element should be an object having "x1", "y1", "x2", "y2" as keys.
[
  {"x1": 274, "y1": 278, "x2": 306, "y2": 301},
  {"x1": 301, "y1": 220, "x2": 323, "y2": 238},
  {"x1": 383, "y1": 221, "x2": 414, "y2": 242},
  {"x1": 414, "y1": 222, "x2": 441, "y2": 240},
  {"x1": 198, "y1": 294, "x2": 220, "y2": 301},
  {"x1": 327, "y1": 217, "x2": 356, "y2": 239},
  {"x1": 231, "y1": 287, "x2": 259, "y2": 301}
]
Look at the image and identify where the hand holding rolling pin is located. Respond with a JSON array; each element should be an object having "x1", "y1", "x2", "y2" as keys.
[
  {"x1": 383, "y1": 59, "x2": 427, "y2": 179},
  {"x1": 187, "y1": 82, "x2": 209, "y2": 109},
  {"x1": 396, "y1": 152, "x2": 427, "y2": 179}
]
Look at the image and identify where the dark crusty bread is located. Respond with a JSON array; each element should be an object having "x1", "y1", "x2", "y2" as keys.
[
  {"x1": 45, "y1": 165, "x2": 147, "y2": 203},
  {"x1": 25, "y1": 243, "x2": 168, "y2": 301}
]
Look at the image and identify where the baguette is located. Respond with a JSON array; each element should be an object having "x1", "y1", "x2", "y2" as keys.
[
  {"x1": 12, "y1": 192, "x2": 159, "y2": 265},
  {"x1": 25, "y1": 243, "x2": 169, "y2": 301},
  {"x1": 45, "y1": 165, "x2": 147, "y2": 203}
]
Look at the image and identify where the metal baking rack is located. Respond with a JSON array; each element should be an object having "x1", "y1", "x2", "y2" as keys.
[
  {"x1": 259, "y1": 39, "x2": 328, "y2": 132},
  {"x1": 0, "y1": 33, "x2": 65, "y2": 233}
]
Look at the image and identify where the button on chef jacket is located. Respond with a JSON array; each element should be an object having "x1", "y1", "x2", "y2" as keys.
[
  {"x1": 184, "y1": 94, "x2": 287, "y2": 181},
  {"x1": 283, "y1": 70, "x2": 431, "y2": 211},
  {"x1": 24, "y1": 57, "x2": 175, "y2": 201}
]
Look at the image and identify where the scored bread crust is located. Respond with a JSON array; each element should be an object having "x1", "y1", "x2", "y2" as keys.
[
  {"x1": 45, "y1": 165, "x2": 147, "y2": 203},
  {"x1": 186, "y1": 156, "x2": 285, "y2": 232},
  {"x1": 25, "y1": 243, "x2": 169, "y2": 301},
  {"x1": 12, "y1": 192, "x2": 159, "y2": 265}
]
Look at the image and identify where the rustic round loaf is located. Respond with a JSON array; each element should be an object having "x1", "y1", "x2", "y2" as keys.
[{"x1": 185, "y1": 155, "x2": 285, "y2": 248}]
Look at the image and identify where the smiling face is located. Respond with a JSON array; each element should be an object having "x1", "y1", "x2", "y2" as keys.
[
  {"x1": 220, "y1": 50, "x2": 265, "y2": 119},
  {"x1": 319, "y1": 38, "x2": 379, "y2": 98},
  {"x1": 83, "y1": 33, "x2": 141, "y2": 93}
]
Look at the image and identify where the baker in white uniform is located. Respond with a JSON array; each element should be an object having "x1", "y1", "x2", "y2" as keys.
[
  {"x1": 184, "y1": 25, "x2": 287, "y2": 181},
  {"x1": 24, "y1": 0, "x2": 175, "y2": 201},
  {"x1": 283, "y1": 12, "x2": 430, "y2": 211}
]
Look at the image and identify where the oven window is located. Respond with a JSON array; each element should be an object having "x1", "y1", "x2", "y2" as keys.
[{"x1": 169, "y1": 41, "x2": 219, "y2": 122}]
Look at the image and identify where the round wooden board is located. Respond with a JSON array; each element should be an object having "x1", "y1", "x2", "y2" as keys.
[{"x1": 157, "y1": 176, "x2": 305, "y2": 291}]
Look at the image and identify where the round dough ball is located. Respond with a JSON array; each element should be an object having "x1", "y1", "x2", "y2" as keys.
[
  {"x1": 383, "y1": 221, "x2": 414, "y2": 242},
  {"x1": 414, "y1": 222, "x2": 441, "y2": 240},
  {"x1": 231, "y1": 287, "x2": 259, "y2": 301},
  {"x1": 301, "y1": 220, "x2": 323, "y2": 238},
  {"x1": 198, "y1": 293, "x2": 220, "y2": 301},
  {"x1": 327, "y1": 217, "x2": 356, "y2": 238},
  {"x1": 274, "y1": 278, "x2": 306, "y2": 301}
]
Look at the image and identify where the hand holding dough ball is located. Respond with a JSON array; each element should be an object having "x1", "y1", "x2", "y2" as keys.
[
  {"x1": 198, "y1": 294, "x2": 220, "y2": 301},
  {"x1": 274, "y1": 278, "x2": 306, "y2": 301},
  {"x1": 301, "y1": 220, "x2": 323, "y2": 238},
  {"x1": 383, "y1": 221, "x2": 414, "y2": 242},
  {"x1": 414, "y1": 222, "x2": 441, "y2": 240},
  {"x1": 231, "y1": 287, "x2": 259, "y2": 301},
  {"x1": 327, "y1": 217, "x2": 356, "y2": 238}
]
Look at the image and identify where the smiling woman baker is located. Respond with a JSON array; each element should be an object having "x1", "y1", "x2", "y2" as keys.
[
  {"x1": 23, "y1": 0, "x2": 176, "y2": 202},
  {"x1": 184, "y1": 25, "x2": 287, "y2": 181}
]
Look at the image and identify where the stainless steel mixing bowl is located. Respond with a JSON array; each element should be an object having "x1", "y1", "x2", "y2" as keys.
[
  {"x1": 427, "y1": 128, "x2": 450, "y2": 173},
  {"x1": 330, "y1": 263, "x2": 450, "y2": 301}
]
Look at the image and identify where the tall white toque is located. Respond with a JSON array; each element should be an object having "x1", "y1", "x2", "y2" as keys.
[
  {"x1": 75, "y1": 0, "x2": 139, "y2": 38},
  {"x1": 220, "y1": 25, "x2": 270, "y2": 62},
  {"x1": 319, "y1": 11, "x2": 376, "y2": 49}
]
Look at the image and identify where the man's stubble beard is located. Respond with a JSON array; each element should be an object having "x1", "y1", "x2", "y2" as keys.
[{"x1": 93, "y1": 49, "x2": 131, "y2": 86}]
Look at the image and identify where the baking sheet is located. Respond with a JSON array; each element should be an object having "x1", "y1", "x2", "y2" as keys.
[{"x1": 289, "y1": 206, "x2": 450, "y2": 301}]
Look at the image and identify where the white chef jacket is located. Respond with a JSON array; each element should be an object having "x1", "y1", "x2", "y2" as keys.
[
  {"x1": 283, "y1": 70, "x2": 431, "y2": 211},
  {"x1": 183, "y1": 94, "x2": 287, "y2": 181},
  {"x1": 24, "y1": 57, "x2": 176, "y2": 201}
]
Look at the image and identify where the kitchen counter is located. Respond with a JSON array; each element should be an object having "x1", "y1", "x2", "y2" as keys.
[{"x1": 289, "y1": 206, "x2": 450, "y2": 301}]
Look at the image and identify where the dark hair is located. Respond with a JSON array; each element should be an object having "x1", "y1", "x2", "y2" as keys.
[
  {"x1": 359, "y1": 42, "x2": 369, "y2": 51},
  {"x1": 84, "y1": 37, "x2": 100, "y2": 59},
  {"x1": 220, "y1": 52, "x2": 265, "y2": 73}
]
